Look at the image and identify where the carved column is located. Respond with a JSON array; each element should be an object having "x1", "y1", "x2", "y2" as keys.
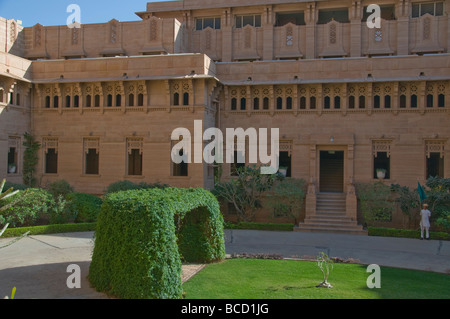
[
  {"x1": 305, "y1": 144, "x2": 317, "y2": 219},
  {"x1": 346, "y1": 144, "x2": 358, "y2": 221},
  {"x1": 304, "y1": 2, "x2": 317, "y2": 59},
  {"x1": 350, "y1": 0, "x2": 362, "y2": 57}
]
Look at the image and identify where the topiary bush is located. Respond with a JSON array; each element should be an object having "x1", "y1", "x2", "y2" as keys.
[
  {"x1": 89, "y1": 187, "x2": 225, "y2": 299},
  {"x1": 0, "y1": 188, "x2": 54, "y2": 228},
  {"x1": 104, "y1": 180, "x2": 168, "y2": 194},
  {"x1": 66, "y1": 192, "x2": 103, "y2": 223}
]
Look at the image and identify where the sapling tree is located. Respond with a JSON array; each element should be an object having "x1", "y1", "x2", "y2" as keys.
[{"x1": 316, "y1": 252, "x2": 334, "y2": 288}]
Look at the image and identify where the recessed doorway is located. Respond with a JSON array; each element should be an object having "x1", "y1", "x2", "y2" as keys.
[{"x1": 319, "y1": 150, "x2": 344, "y2": 193}]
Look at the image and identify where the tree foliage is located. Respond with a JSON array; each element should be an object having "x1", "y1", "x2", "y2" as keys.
[
  {"x1": 356, "y1": 181, "x2": 395, "y2": 226},
  {"x1": 22, "y1": 132, "x2": 40, "y2": 187}
]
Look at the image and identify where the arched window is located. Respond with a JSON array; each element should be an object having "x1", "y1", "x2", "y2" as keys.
[
  {"x1": 359, "y1": 96, "x2": 365, "y2": 109},
  {"x1": 66, "y1": 95, "x2": 71, "y2": 107},
  {"x1": 384, "y1": 95, "x2": 391, "y2": 109},
  {"x1": 86, "y1": 95, "x2": 92, "y2": 107},
  {"x1": 438, "y1": 94, "x2": 445, "y2": 108},
  {"x1": 324, "y1": 96, "x2": 330, "y2": 109},
  {"x1": 53, "y1": 96, "x2": 59, "y2": 108},
  {"x1": 116, "y1": 94, "x2": 122, "y2": 107},
  {"x1": 231, "y1": 98, "x2": 237, "y2": 110},
  {"x1": 263, "y1": 97, "x2": 269, "y2": 110},
  {"x1": 45, "y1": 96, "x2": 51, "y2": 108},
  {"x1": 310, "y1": 96, "x2": 316, "y2": 109},
  {"x1": 334, "y1": 96, "x2": 341, "y2": 109},
  {"x1": 107, "y1": 94, "x2": 113, "y2": 107},
  {"x1": 183, "y1": 92, "x2": 189, "y2": 106},
  {"x1": 253, "y1": 97, "x2": 259, "y2": 110},
  {"x1": 94, "y1": 95, "x2": 100, "y2": 107},
  {"x1": 276, "y1": 97, "x2": 283, "y2": 110},
  {"x1": 173, "y1": 92, "x2": 180, "y2": 106},
  {"x1": 426, "y1": 94, "x2": 433, "y2": 108},
  {"x1": 286, "y1": 97, "x2": 292, "y2": 109},
  {"x1": 74, "y1": 95, "x2": 79, "y2": 108},
  {"x1": 9, "y1": 92, "x2": 14, "y2": 105},
  {"x1": 300, "y1": 96, "x2": 306, "y2": 109},
  {"x1": 349, "y1": 96, "x2": 355, "y2": 109},
  {"x1": 411, "y1": 94, "x2": 417, "y2": 108},
  {"x1": 138, "y1": 94, "x2": 144, "y2": 106},
  {"x1": 400, "y1": 94, "x2": 406, "y2": 108},
  {"x1": 240, "y1": 97, "x2": 246, "y2": 110},
  {"x1": 129, "y1": 94, "x2": 135, "y2": 107},
  {"x1": 16, "y1": 93, "x2": 20, "y2": 106},
  {"x1": 374, "y1": 95, "x2": 380, "y2": 108}
]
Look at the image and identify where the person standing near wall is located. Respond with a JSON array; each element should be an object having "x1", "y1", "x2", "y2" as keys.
[{"x1": 420, "y1": 203, "x2": 431, "y2": 240}]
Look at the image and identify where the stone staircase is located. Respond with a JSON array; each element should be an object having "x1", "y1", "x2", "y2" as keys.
[{"x1": 294, "y1": 192, "x2": 367, "y2": 235}]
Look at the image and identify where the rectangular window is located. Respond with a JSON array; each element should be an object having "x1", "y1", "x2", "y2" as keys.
[
  {"x1": 7, "y1": 147, "x2": 18, "y2": 174},
  {"x1": 7, "y1": 137, "x2": 20, "y2": 174},
  {"x1": 84, "y1": 138, "x2": 99, "y2": 175},
  {"x1": 318, "y1": 9, "x2": 349, "y2": 24},
  {"x1": 426, "y1": 141, "x2": 445, "y2": 178},
  {"x1": 362, "y1": 5, "x2": 396, "y2": 21},
  {"x1": 412, "y1": 2, "x2": 444, "y2": 18},
  {"x1": 235, "y1": 15, "x2": 262, "y2": 28},
  {"x1": 230, "y1": 150, "x2": 245, "y2": 176},
  {"x1": 279, "y1": 151, "x2": 292, "y2": 177},
  {"x1": 172, "y1": 149, "x2": 188, "y2": 177},
  {"x1": 127, "y1": 138, "x2": 143, "y2": 176},
  {"x1": 195, "y1": 17, "x2": 221, "y2": 30},
  {"x1": 373, "y1": 141, "x2": 391, "y2": 179},
  {"x1": 275, "y1": 12, "x2": 305, "y2": 26},
  {"x1": 45, "y1": 148, "x2": 58, "y2": 174}
]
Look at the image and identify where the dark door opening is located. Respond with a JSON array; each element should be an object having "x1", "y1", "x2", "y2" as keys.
[{"x1": 320, "y1": 150, "x2": 344, "y2": 193}]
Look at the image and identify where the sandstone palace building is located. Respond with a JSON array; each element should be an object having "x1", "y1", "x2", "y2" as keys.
[{"x1": 1, "y1": 0, "x2": 449, "y2": 231}]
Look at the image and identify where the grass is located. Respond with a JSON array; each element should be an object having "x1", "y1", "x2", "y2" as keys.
[{"x1": 183, "y1": 258, "x2": 450, "y2": 299}]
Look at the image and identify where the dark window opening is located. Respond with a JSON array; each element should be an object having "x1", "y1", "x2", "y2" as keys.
[
  {"x1": 263, "y1": 97, "x2": 269, "y2": 110},
  {"x1": 231, "y1": 98, "x2": 237, "y2": 110},
  {"x1": 426, "y1": 94, "x2": 433, "y2": 108},
  {"x1": 279, "y1": 151, "x2": 291, "y2": 177},
  {"x1": 411, "y1": 94, "x2": 418, "y2": 108},
  {"x1": 349, "y1": 96, "x2": 355, "y2": 109},
  {"x1": 438, "y1": 94, "x2": 445, "y2": 107},
  {"x1": 300, "y1": 96, "x2": 306, "y2": 109},
  {"x1": 359, "y1": 96, "x2": 366, "y2": 109},
  {"x1": 384, "y1": 95, "x2": 391, "y2": 109},
  {"x1": 286, "y1": 97, "x2": 293, "y2": 109},
  {"x1": 7, "y1": 147, "x2": 18, "y2": 174},
  {"x1": 275, "y1": 12, "x2": 305, "y2": 26},
  {"x1": 240, "y1": 97, "x2": 246, "y2": 110},
  {"x1": 74, "y1": 95, "x2": 79, "y2": 108},
  {"x1": 174, "y1": 93, "x2": 180, "y2": 106},
  {"x1": 253, "y1": 97, "x2": 259, "y2": 110},
  {"x1": 172, "y1": 149, "x2": 188, "y2": 177},
  {"x1": 45, "y1": 96, "x2": 51, "y2": 108},
  {"x1": 86, "y1": 95, "x2": 92, "y2": 107},
  {"x1": 362, "y1": 5, "x2": 396, "y2": 21},
  {"x1": 324, "y1": 96, "x2": 331, "y2": 109},
  {"x1": 400, "y1": 94, "x2": 407, "y2": 108},
  {"x1": 138, "y1": 94, "x2": 144, "y2": 106},
  {"x1": 374, "y1": 95, "x2": 381, "y2": 108},
  {"x1": 65, "y1": 95, "x2": 71, "y2": 108},
  {"x1": 107, "y1": 94, "x2": 113, "y2": 107},
  {"x1": 129, "y1": 94, "x2": 134, "y2": 107},
  {"x1": 374, "y1": 152, "x2": 390, "y2": 179},
  {"x1": 427, "y1": 152, "x2": 444, "y2": 178},
  {"x1": 128, "y1": 149, "x2": 142, "y2": 176},
  {"x1": 276, "y1": 97, "x2": 283, "y2": 110},
  {"x1": 310, "y1": 96, "x2": 316, "y2": 109},
  {"x1": 45, "y1": 148, "x2": 58, "y2": 174},
  {"x1": 334, "y1": 96, "x2": 341, "y2": 109},
  {"x1": 94, "y1": 95, "x2": 100, "y2": 107},
  {"x1": 183, "y1": 92, "x2": 189, "y2": 106},
  {"x1": 85, "y1": 149, "x2": 99, "y2": 175},
  {"x1": 318, "y1": 9, "x2": 349, "y2": 24},
  {"x1": 116, "y1": 94, "x2": 122, "y2": 107},
  {"x1": 53, "y1": 96, "x2": 59, "y2": 108}
]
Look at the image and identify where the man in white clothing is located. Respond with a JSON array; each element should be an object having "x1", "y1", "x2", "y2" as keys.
[{"x1": 420, "y1": 204, "x2": 431, "y2": 240}]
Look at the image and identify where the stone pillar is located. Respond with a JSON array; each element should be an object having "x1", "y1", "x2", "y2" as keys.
[
  {"x1": 262, "y1": 5, "x2": 274, "y2": 61},
  {"x1": 396, "y1": 0, "x2": 410, "y2": 55},
  {"x1": 304, "y1": 2, "x2": 317, "y2": 59},
  {"x1": 349, "y1": 0, "x2": 362, "y2": 57},
  {"x1": 222, "y1": 8, "x2": 232, "y2": 62},
  {"x1": 345, "y1": 144, "x2": 358, "y2": 221},
  {"x1": 304, "y1": 145, "x2": 317, "y2": 219}
]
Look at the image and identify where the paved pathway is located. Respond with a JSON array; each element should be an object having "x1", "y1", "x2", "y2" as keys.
[{"x1": 0, "y1": 230, "x2": 448, "y2": 299}]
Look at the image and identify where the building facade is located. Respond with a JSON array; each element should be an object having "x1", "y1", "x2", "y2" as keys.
[{"x1": 1, "y1": 0, "x2": 449, "y2": 230}]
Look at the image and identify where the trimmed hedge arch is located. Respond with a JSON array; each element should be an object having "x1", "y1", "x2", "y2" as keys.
[{"x1": 89, "y1": 187, "x2": 225, "y2": 299}]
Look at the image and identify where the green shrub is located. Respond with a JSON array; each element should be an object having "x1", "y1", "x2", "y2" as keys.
[
  {"x1": 48, "y1": 195, "x2": 77, "y2": 225},
  {"x1": 1, "y1": 222, "x2": 96, "y2": 238},
  {"x1": 1, "y1": 182, "x2": 29, "y2": 193},
  {"x1": 89, "y1": 187, "x2": 225, "y2": 299},
  {"x1": 356, "y1": 181, "x2": 395, "y2": 226},
  {"x1": 266, "y1": 178, "x2": 306, "y2": 224},
  {"x1": 67, "y1": 192, "x2": 103, "y2": 223},
  {"x1": 368, "y1": 227, "x2": 449, "y2": 240},
  {"x1": 0, "y1": 188, "x2": 53, "y2": 228},
  {"x1": 104, "y1": 180, "x2": 168, "y2": 194},
  {"x1": 224, "y1": 221, "x2": 294, "y2": 231},
  {"x1": 46, "y1": 179, "x2": 74, "y2": 198}
]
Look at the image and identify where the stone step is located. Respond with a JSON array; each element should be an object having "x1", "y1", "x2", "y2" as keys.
[{"x1": 293, "y1": 225, "x2": 368, "y2": 235}]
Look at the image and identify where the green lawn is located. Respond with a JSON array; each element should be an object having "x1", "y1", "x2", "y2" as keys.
[{"x1": 183, "y1": 259, "x2": 450, "y2": 299}]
